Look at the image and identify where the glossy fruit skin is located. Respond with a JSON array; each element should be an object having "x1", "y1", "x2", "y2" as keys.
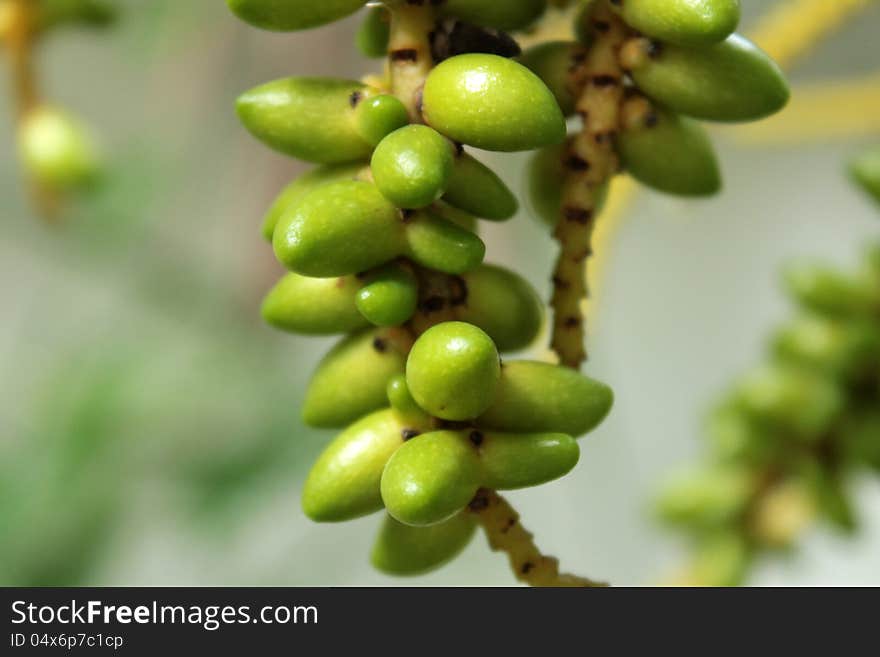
[
  {"x1": 261, "y1": 162, "x2": 366, "y2": 241},
  {"x1": 302, "y1": 409, "x2": 406, "y2": 522},
  {"x1": 273, "y1": 180, "x2": 404, "y2": 277},
  {"x1": 443, "y1": 153, "x2": 518, "y2": 220},
  {"x1": 236, "y1": 78, "x2": 373, "y2": 162},
  {"x1": 612, "y1": 0, "x2": 740, "y2": 46},
  {"x1": 478, "y1": 431, "x2": 579, "y2": 490},
  {"x1": 19, "y1": 107, "x2": 99, "y2": 191},
  {"x1": 371, "y1": 512, "x2": 476, "y2": 575},
  {"x1": 438, "y1": 0, "x2": 547, "y2": 31},
  {"x1": 406, "y1": 322, "x2": 501, "y2": 421},
  {"x1": 356, "y1": 265, "x2": 419, "y2": 327},
  {"x1": 371, "y1": 125, "x2": 455, "y2": 209},
  {"x1": 458, "y1": 265, "x2": 544, "y2": 352},
  {"x1": 629, "y1": 34, "x2": 789, "y2": 123},
  {"x1": 354, "y1": 95, "x2": 410, "y2": 147},
  {"x1": 403, "y1": 210, "x2": 486, "y2": 274},
  {"x1": 227, "y1": 0, "x2": 367, "y2": 31},
  {"x1": 849, "y1": 147, "x2": 880, "y2": 205},
  {"x1": 302, "y1": 329, "x2": 406, "y2": 428},
  {"x1": 422, "y1": 54, "x2": 566, "y2": 152},
  {"x1": 617, "y1": 106, "x2": 721, "y2": 197},
  {"x1": 356, "y1": 6, "x2": 390, "y2": 58},
  {"x1": 477, "y1": 361, "x2": 613, "y2": 437},
  {"x1": 518, "y1": 41, "x2": 581, "y2": 116},
  {"x1": 381, "y1": 430, "x2": 483, "y2": 526},
  {"x1": 261, "y1": 273, "x2": 367, "y2": 335}
]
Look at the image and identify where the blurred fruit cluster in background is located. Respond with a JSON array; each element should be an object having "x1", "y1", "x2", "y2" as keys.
[{"x1": 1, "y1": 0, "x2": 879, "y2": 585}]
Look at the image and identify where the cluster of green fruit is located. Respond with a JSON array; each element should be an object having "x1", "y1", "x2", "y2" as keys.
[{"x1": 657, "y1": 241, "x2": 880, "y2": 586}]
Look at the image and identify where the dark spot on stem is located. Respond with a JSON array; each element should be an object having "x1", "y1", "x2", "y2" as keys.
[
  {"x1": 469, "y1": 431, "x2": 484, "y2": 447},
  {"x1": 401, "y1": 429, "x2": 420, "y2": 441}
]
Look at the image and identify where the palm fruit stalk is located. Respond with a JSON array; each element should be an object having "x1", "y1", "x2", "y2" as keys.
[
  {"x1": 230, "y1": 0, "x2": 619, "y2": 585},
  {"x1": 520, "y1": 0, "x2": 788, "y2": 368}
]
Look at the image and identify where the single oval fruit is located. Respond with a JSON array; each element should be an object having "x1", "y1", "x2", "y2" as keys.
[
  {"x1": 612, "y1": 0, "x2": 740, "y2": 46},
  {"x1": 261, "y1": 272, "x2": 367, "y2": 335},
  {"x1": 773, "y1": 315, "x2": 880, "y2": 379},
  {"x1": 443, "y1": 152, "x2": 518, "y2": 220},
  {"x1": 518, "y1": 41, "x2": 581, "y2": 116},
  {"x1": 657, "y1": 465, "x2": 754, "y2": 528},
  {"x1": 406, "y1": 322, "x2": 501, "y2": 421},
  {"x1": 356, "y1": 265, "x2": 419, "y2": 327},
  {"x1": 36, "y1": 0, "x2": 117, "y2": 31},
  {"x1": 381, "y1": 431, "x2": 483, "y2": 526},
  {"x1": 356, "y1": 6, "x2": 390, "y2": 58},
  {"x1": 354, "y1": 94, "x2": 409, "y2": 147},
  {"x1": 260, "y1": 162, "x2": 366, "y2": 241},
  {"x1": 458, "y1": 265, "x2": 544, "y2": 352},
  {"x1": 371, "y1": 512, "x2": 477, "y2": 576},
  {"x1": 302, "y1": 409, "x2": 405, "y2": 522},
  {"x1": 371, "y1": 125, "x2": 455, "y2": 209},
  {"x1": 438, "y1": 0, "x2": 547, "y2": 32},
  {"x1": 227, "y1": 0, "x2": 367, "y2": 31},
  {"x1": 477, "y1": 361, "x2": 613, "y2": 437},
  {"x1": 784, "y1": 262, "x2": 880, "y2": 319},
  {"x1": 386, "y1": 375, "x2": 432, "y2": 427},
  {"x1": 273, "y1": 180, "x2": 405, "y2": 277},
  {"x1": 479, "y1": 430, "x2": 580, "y2": 490},
  {"x1": 617, "y1": 103, "x2": 721, "y2": 197},
  {"x1": 422, "y1": 54, "x2": 566, "y2": 152},
  {"x1": 404, "y1": 210, "x2": 486, "y2": 274},
  {"x1": 302, "y1": 329, "x2": 406, "y2": 428},
  {"x1": 236, "y1": 78, "x2": 373, "y2": 162},
  {"x1": 18, "y1": 106, "x2": 100, "y2": 191},
  {"x1": 628, "y1": 34, "x2": 789, "y2": 122}
]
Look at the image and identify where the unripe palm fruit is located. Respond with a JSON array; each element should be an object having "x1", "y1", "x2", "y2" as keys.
[
  {"x1": 302, "y1": 329, "x2": 406, "y2": 428},
  {"x1": 707, "y1": 403, "x2": 776, "y2": 465},
  {"x1": 371, "y1": 512, "x2": 477, "y2": 576},
  {"x1": 371, "y1": 125, "x2": 456, "y2": 209},
  {"x1": 849, "y1": 147, "x2": 880, "y2": 205},
  {"x1": 611, "y1": 0, "x2": 740, "y2": 46},
  {"x1": 19, "y1": 107, "x2": 100, "y2": 192},
  {"x1": 261, "y1": 272, "x2": 367, "y2": 335},
  {"x1": 527, "y1": 143, "x2": 608, "y2": 228},
  {"x1": 227, "y1": 0, "x2": 367, "y2": 31},
  {"x1": 690, "y1": 533, "x2": 750, "y2": 587},
  {"x1": 773, "y1": 315, "x2": 880, "y2": 379},
  {"x1": 36, "y1": 0, "x2": 117, "y2": 31},
  {"x1": 354, "y1": 95, "x2": 409, "y2": 147},
  {"x1": 381, "y1": 431, "x2": 484, "y2": 526},
  {"x1": 457, "y1": 265, "x2": 544, "y2": 352},
  {"x1": 438, "y1": 0, "x2": 547, "y2": 32},
  {"x1": 842, "y1": 412, "x2": 880, "y2": 471},
  {"x1": 478, "y1": 430, "x2": 580, "y2": 490},
  {"x1": 657, "y1": 466, "x2": 753, "y2": 529},
  {"x1": 518, "y1": 41, "x2": 581, "y2": 116},
  {"x1": 477, "y1": 361, "x2": 613, "y2": 437},
  {"x1": 302, "y1": 409, "x2": 410, "y2": 522},
  {"x1": 443, "y1": 153, "x2": 518, "y2": 220},
  {"x1": 356, "y1": 264, "x2": 419, "y2": 327},
  {"x1": 784, "y1": 262, "x2": 880, "y2": 319},
  {"x1": 236, "y1": 78, "x2": 375, "y2": 163},
  {"x1": 406, "y1": 322, "x2": 501, "y2": 421},
  {"x1": 261, "y1": 162, "x2": 367, "y2": 241},
  {"x1": 403, "y1": 210, "x2": 486, "y2": 274},
  {"x1": 386, "y1": 375, "x2": 432, "y2": 427},
  {"x1": 627, "y1": 34, "x2": 789, "y2": 123},
  {"x1": 617, "y1": 102, "x2": 721, "y2": 197},
  {"x1": 422, "y1": 54, "x2": 566, "y2": 152},
  {"x1": 356, "y1": 6, "x2": 390, "y2": 58}
]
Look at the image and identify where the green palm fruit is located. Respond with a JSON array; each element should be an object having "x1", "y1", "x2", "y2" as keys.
[
  {"x1": 371, "y1": 125, "x2": 456, "y2": 209},
  {"x1": 478, "y1": 430, "x2": 579, "y2": 490},
  {"x1": 842, "y1": 412, "x2": 880, "y2": 471},
  {"x1": 849, "y1": 147, "x2": 880, "y2": 205},
  {"x1": 801, "y1": 463, "x2": 857, "y2": 533},
  {"x1": 457, "y1": 265, "x2": 544, "y2": 352},
  {"x1": 227, "y1": 0, "x2": 367, "y2": 31},
  {"x1": 443, "y1": 153, "x2": 518, "y2": 220},
  {"x1": 406, "y1": 322, "x2": 500, "y2": 421},
  {"x1": 477, "y1": 361, "x2": 613, "y2": 437},
  {"x1": 36, "y1": 0, "x2": 117, "y2": 31},
  {"x1": 261, "y1": 272, "x2": 367, "y2": 335},
  {"x1": 371, "y1": 512, "x2": 477, "y2": 576},
  {"x1": 527, "y1": 142, "x2": 609, "y2": 228},
  {"x1": 273, "y1": 180, "x2": 403, "y2": 277},
  {"x1": 422, "y1": 54, "x2": 567, "y2": 152},
  {"x1": 617, "y1": 104, "x2": 721, "y2": 197},
  {"x1": 773, "y1": 315, "x2": 880, "y2": 379},
  {"x1": 707, "y1": 403, "x2": 777, "y2": 465},
  {"x1": 690, "y1": 533, "x2": 750, "y2": 586},
  {"x1": 354, "y1": 94, "x2": 410, "y2": 147},
  {"x1": 403, "y1": 209, "x2": 486, "y2": 274},
  {"x1": 386, "y1": 375, "x2": 432, "y2": 427},
  {"x1": 261, "y1": 162, "x2": 367, "y2": 241},
  {"x1": 657, "y1": 466, "x2": 753, "y2": 529},
  {"x1": 784, "y1": 262, "x2": 880, "y2": 319},
  {"x1": 435, "y1": 202, "x2": 479, "y2": 233},
  {"x1": 236, "y1": 78, "x2": 375, "y2": 163},
  {"x1": 18, "y1": 107, "x2": 100, "y2": 192},
  {"x1": 611, "y1": 0, "x2": 740, "y2": 46},
  {"x1": 628, "y1": 34, "x2": 789, "y2": 123},
  {"x1": 302, "y1": 329, "x2": 406, "y2": 428},
  {"x1": 302, "y1": 408, "x2": 413, "y2": 522},
  {"x1": 356, "y1": 6, "x2": 390, "y2": 59},
  {"x1": 381, "y1": 430, "x2": 484, "y2": 526},
  {"x1": 518, "y1": 41, "x2": 580, "y2": 116},
  {"x1": 356, "y1": 264, "x2": 419, "y2": 327},
  {"x1": 438, "y1": 0, "x2": 547, "y2": 32},
  {"x1": 735, "y1": 365, "x2": 844, "y2": 439}
]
